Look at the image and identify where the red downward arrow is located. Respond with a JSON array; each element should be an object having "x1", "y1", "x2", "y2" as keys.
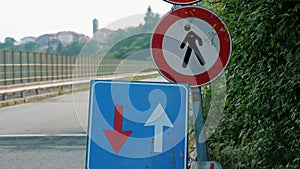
[
  {"x1": 210, "y1": 163, "x2": 215, "y2": 169},
  {"x1": 103, "y1": 105, "x2": 132, "y2": 154}
]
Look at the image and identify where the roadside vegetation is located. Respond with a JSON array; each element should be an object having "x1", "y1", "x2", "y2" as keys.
[{"x1": 201, "y1": 0, "x2": 299, "y2": 168}]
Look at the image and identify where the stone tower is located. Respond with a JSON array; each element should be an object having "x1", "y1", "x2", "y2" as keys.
[{"x1": 93, "y1": 18, "x2": 99, "y2": 34}]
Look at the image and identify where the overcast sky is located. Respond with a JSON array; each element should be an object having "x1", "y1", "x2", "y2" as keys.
[{"x1": 0, "y1": 0, "x2": 173, "y2": 42}]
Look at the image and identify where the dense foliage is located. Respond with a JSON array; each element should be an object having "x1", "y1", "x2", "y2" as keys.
[
  {"x1": 104, "y1": 33, "x2": 153, "y2": 60},
  {"x1": 204, "y1": 0, "x2": 300, "y2": 168}
]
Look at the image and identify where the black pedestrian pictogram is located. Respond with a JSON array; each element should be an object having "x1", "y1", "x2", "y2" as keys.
[{"x1": 180, "y1": 25, "x2": 206, "y2": 68}]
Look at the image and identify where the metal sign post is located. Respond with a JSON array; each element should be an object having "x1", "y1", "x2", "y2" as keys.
[{"x1": 192, "y1": 87, "x2": 208, "y2": 161}]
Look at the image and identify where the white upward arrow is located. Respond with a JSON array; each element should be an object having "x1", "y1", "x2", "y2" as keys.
[{"x1": 144, "y1": 104, "x2": 174, "y2": 153}]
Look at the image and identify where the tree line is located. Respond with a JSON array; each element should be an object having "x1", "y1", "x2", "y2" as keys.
[
  {"x1": 0, "y1": 6, "x2": 160, "y2": 59},
  {"x1": 96, "y1": 6, "x2": 160, "y2": 60},
  {"x1": 0, "y1": 36, "x2": 85, "y2": 56}
]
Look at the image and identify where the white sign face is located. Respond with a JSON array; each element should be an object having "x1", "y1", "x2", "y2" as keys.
[
  {"x1": 163, "y1": 17, "x2": 220, "y2": 76},
  {"x1": 152, "y1": 6, "x2": 232, "y2": 87}
]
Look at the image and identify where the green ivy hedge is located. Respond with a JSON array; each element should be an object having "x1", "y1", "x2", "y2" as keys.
[{"x1": 206, "y1": 0, "x2": 300, "y2": 168}]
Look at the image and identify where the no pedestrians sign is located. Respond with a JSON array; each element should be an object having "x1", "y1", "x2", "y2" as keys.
[{"x1": 151, "y1": 6, "x2": 232, "y2": 87}]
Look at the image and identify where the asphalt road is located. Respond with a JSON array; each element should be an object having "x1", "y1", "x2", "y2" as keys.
[
  {"x1": 0, "y1": 91, "x2": 89, "y2": 135},
  {"x1": 0, "y1": 76, "x2": 167, "y2": 169},
  {"x1": 0, "y1": 90, "x2": 89, "y2": 168},
  {"x1": 0, "y1": 135, "x2": 87, "y2": 169},
  {"x1": 0, "y1": 76, "x2": 166, "y2": 135},
  {"x1": 0, "y1": 146, "x2": 86, "y2": 169}
]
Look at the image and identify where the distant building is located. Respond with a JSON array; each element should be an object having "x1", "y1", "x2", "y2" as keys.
[
  {"x1": 93, "y1": 28, "x2": 114, "y2": 49},
  {"x1": 57, "y1": 31, "x2": 89, "y2": 46},
  {"x1": 36, "y1": 34, "x2": 54, "y2": 47},
  {"x1": 92, "y1": 18, "x2": 114, "y2": 48},
  {"x1": 35, "y1": 31, "x2": 89, "y2": 50},
  {"x1": 73, "y1": 32, "x2": 90, "y2": 43},
  {"x1": 57, "y1": 31, "x2": 74, "y2": 46},
  {"x1": 20, "y1": 36, "x2": 36, "y2": 44},
  {"x1": 95, "y1": 28, "x2": 113, "y2": 44}
]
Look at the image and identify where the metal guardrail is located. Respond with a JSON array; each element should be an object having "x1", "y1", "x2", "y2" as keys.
[
  {"x1": 0, "y1": 50, "x2": 157, "y2": 102},
  {"x1": 0, "y1": 50, "x2": 106, "y2": 86},
  {"x1": 0, "y1": 71, "x2": 158, "y2": 102}
]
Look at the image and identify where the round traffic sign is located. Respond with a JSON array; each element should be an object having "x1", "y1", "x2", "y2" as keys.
[
  {"x1": 163, "y1": 0, "x2": 201, "y2": 5},
  {"x1": 151, "y1": 6, "x2": 232, "y2": 87}
]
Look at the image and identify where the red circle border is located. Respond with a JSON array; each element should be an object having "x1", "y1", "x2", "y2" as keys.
[{"x1": 151, "y1": 6, "x2": 232, "y2": 87}]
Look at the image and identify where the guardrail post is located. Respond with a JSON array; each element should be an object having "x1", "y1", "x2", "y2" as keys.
[
  {"x1": 19, "y1": 52, "x2": 23, "y2": 83},
  {"x1": 40, "y1": 53, "x2": 43, "y2": 82},
  {"x1": 21, "y1": 91, "x2": 25, "y2": 98},
  {"x1": 12, "y1": 51, "x2": 15, "y2": 85},
  {"x1": 51, "y1": 53, "x2": 54, "y2": 80},
  {"x1": 34, "y1": 53, "x2": 37, "y2": 82},
  {"x1": 3, "y1": 50, "x2": 7, "y2": 85},
  {"x1": 27, "y1": 52, "x2": 30, "y2": 83},
  {"x1": 47, "y1": 53, "x2": 49, "y2": 81},
  {"x1": 55, "y1": 54, "x2": 59, "y2": 80},
  {"x1": 35, "y1": 89, "x2": 40, "y2": 95},
  {"x1": 2, "y1": 94, "x2": 7, "y2": 101},
  {"x1": 60, "y1": 85, "x2": 64, "y2": 91}
]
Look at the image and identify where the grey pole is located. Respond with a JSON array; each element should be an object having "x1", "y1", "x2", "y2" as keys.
[{"x1": 192, "y1": 87, "x2": 208, "y2": 161}]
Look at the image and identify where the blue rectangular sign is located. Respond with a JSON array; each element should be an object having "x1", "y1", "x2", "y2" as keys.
[{"x1": 86, "y1": 80, "x2": 189, "y2": 169}]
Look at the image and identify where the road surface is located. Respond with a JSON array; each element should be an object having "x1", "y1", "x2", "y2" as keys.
[
  {"x1": 0, "y1": 135, "x2": 87, "y2": 169},
  {"x1": 0, "y1": 76, "x2": 166, "y2": 135},
  {"x1": 0, "y1": 91, "x2": 89, "y2": 135},
  {"x1": 0, "y1": 76, "x2": 167, "y2": 169},
  {"x1": 0, "y1": 90, "x2": 89, "y2": 168}
]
